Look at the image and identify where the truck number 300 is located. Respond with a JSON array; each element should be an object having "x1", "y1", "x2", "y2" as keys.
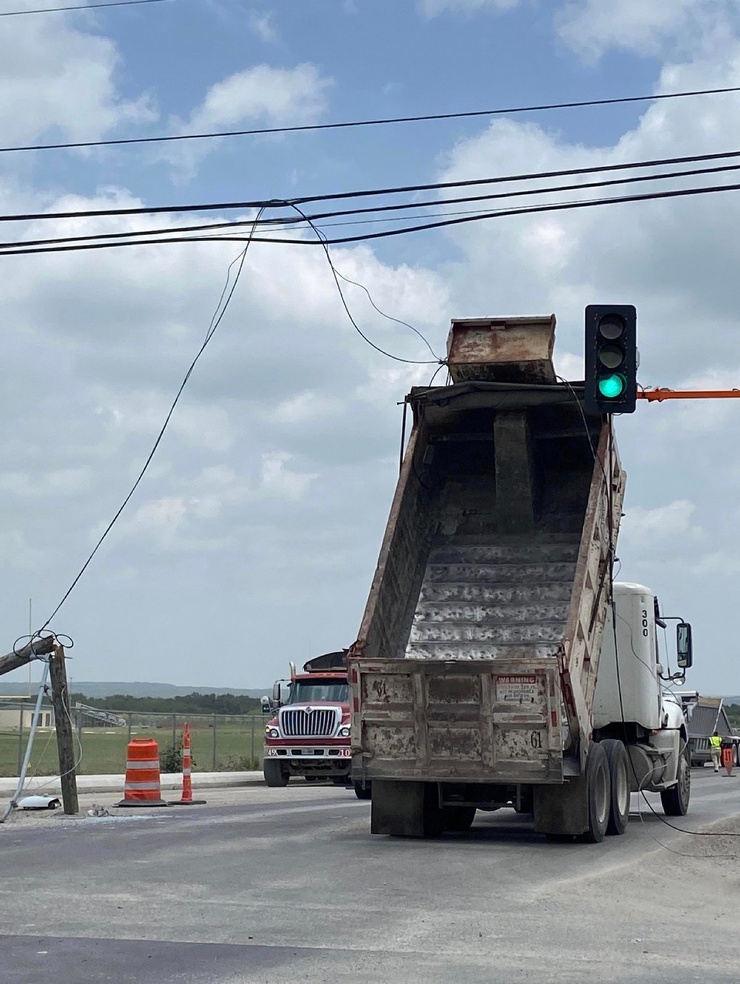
[{"x1": 641, "y1": 609, "x2": 649, "y2": 637}]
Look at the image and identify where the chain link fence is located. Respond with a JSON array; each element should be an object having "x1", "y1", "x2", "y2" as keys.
[{"x1": 0, "y1": 701, "x2": 265, "y2": 777}]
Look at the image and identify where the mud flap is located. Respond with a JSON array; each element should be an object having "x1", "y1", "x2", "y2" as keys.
[
  {"x1": 371, "y1": 780, "x2": 443, "y2": 837},
  {"x1": 533, "y1": 775, "x2": 589, "y2": 837}
]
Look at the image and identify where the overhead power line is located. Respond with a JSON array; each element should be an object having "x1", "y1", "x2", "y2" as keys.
[
  {"x1": 4, "y1": 157, "x2": 740, "y2": 254},
  {"x1": 0, "y1": 0, "x2": 171, "y2": 15},
  {"x1": 3, "y1": 146, "x2": 740, "y2": 225},
  {"x1": 2, "y1": 177, "x2": 740, "y2": 257},
  {"x1": 0, "y1": 85, "x2": 739, "y2": 155}
]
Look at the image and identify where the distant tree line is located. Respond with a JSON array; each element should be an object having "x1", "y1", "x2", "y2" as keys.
[
  {"x1": 726, "y1": 703, "x2": 740, "y2": 728},
  {"x1": 70, "y1": 692, "x2": 263, "y2": 715}
]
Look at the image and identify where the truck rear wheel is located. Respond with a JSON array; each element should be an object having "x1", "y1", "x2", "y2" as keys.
[
  {"x1": 577, "y1": 741, "x2": 610, "y2": 843},
  {"x1": 263, "y1": 761, "x2": 289, "y2": 787},
  {"x1": 353, "y1": 780, "x2": 372, "y2": 800},
  {"x1": 600, "y1": 738, "x2": 629, "y2": 835},
  {"x1": 661, "y1": 746, "x2": 690, "y2": 816}
]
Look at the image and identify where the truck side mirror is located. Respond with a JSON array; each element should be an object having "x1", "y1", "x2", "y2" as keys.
[
  {"x1": 272, "y1": 682, "x2": 282, "y2": 702},
  {"x1": 260, "y1": 696, "x2": 271, "y2": 713},
  {"x1": 677, "y1": 622, "x2": 693, "y2": 669}
]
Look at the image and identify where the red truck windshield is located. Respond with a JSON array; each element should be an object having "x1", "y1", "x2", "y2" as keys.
[{"x1": 288, "y1": 679, "x2": 348, "y2": 704}]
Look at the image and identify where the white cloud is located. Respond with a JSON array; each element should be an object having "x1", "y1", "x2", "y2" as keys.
[
  {"x1": 620, "y1": 500, "x2": 697, "y2": 544},
  {"x1": 259, "y1": 451, "x2": 317, "y2": 501},
  {"x1": 125, "y1": 496, "x2": 188, "y2": 547},
  {"x1": 273, "y1": 392, "x2": 343, "y2": 425},
  {"x1": 419, "y1": 0, "x2": 520, "y2": 16},
  {"x1": 557, "y1": 0, "x2": 739, "y2": 59},
  {"x1": 0, "y1": 468, "x2": 91, "y2": 497},
  {"x1": 248, "y1": 10, "x2": 278, "y2": 42},
  {"x1": 0, "y1": 15, "x2": 155, "y2": 144},
  {"x1": 183, "y1": 63, "x2": 332, "y2": 134},
  {"x1": 166, "y1": 62, "x2": 333, "y2": 177},
  {"x1": 690, "y1": 550, "x2": 740, "y2": 576}
]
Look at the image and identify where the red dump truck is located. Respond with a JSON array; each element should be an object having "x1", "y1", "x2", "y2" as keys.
[
  {"x1": 262, "y1": 651, "x2": 357, "y2": 788},
  {"x1": 349, "y1": 315, "x2": 693, "y2": 841}
]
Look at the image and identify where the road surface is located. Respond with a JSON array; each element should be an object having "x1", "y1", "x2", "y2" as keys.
[{"x1": 2, "y1": 768, "x2": 739, "y2": 983}]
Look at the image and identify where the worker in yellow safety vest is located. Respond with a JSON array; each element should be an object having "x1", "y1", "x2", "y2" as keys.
[{"x1": 709, "y1": 731, "x2": 722, "y2": 772}]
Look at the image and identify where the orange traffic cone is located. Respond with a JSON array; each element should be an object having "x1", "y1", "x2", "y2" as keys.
[
  {"x1": 722, "y1": 743, "x2": 735, "y2": 777},
  {"x1": 118, "y1": 738, "x2": 168, "y2": 807},
  {"x1": 169, "y1": 724, "x2": 206, "y2": 805}
]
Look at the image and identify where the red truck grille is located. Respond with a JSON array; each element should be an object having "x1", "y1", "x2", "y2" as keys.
[{"x1": 280, "y1": 707, "x2": 339, "y2": 737}]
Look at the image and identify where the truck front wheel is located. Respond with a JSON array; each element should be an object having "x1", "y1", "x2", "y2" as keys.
[
  {"x1": 661, "y1": 746, "x2": 690, "y2": 816},
  {"x1": 264, "y1": 760, "x2": 290, "y2": 787},
  {"x1": 600, "y1": 738, "x2": 630, "y2": 835}
]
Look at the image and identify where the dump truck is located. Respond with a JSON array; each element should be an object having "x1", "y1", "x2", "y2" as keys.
[
  {"x1": 261, "y1": 651, "x2": 353, "y2": 787},
  {"x1": 349, "y1": 315, "x2": 694, "y2": 841},
  {"x1": 678, "y1": 693, "x2": 740, "y2": 768}
]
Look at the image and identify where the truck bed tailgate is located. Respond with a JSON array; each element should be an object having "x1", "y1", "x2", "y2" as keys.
[{"x1": 350, "y1": 658, "x2": 564, "y2": 784}]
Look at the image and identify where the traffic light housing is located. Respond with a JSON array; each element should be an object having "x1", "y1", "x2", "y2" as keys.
[{"x1": 584, "y1": 304, "x2": 637, "y2": 414}]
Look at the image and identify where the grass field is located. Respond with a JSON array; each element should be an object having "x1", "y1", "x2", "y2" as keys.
[{"x1": 0, "y1": 717, "x2": 264, "y2": 777}]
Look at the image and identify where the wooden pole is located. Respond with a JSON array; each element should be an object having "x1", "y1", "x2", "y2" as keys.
[
  {"x1": 48, "y1": 644, "x2": 79, "y2": 815},
  {"x1": 0, "y1": 634, "x2": 56, "y2": 677}
]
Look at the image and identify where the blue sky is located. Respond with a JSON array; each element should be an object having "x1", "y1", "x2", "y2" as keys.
[{"x1": 2, "y1": 0, "x2": 740, "y2": 695}]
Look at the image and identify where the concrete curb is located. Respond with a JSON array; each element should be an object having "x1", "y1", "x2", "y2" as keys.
[{"x1": 0, "y1": 771, "x2": 266, "y2": 798}]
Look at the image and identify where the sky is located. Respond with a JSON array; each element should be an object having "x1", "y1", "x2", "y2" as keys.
[{"x1": 1, "y1": 0, "x2": 740, "y2": 694}]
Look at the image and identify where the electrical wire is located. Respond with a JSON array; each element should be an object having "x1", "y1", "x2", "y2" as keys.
[
  {"x1": 0, "y1": 0, "x2": 171, "y2": 15},
  {"x1": 282, "y1": 202, "x2": 441, "y2": 366},
  {"x1": 4, "y1": 146, "x2": 740, "y2": 225},
  {"x1": 37, "y1": 209, "x2": 266, "y2": 632},
  {"x1": 1, "y1": 85, "x2": 738, "y2": 154},
  {"x1": 328, "y1": 268, "x2": 442, "y2": 363},
  {"x1": 5, "y1": 175, "x2": 740, "y2": 259},
  {"x1": 7, "y1": 156, "x2": 740, "y2": 255},
  {"x1": 34, "y1": 201, "x2": 440, "y2": 628}
]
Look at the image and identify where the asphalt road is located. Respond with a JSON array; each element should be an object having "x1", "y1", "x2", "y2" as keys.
[{"x1": 2, "y1": 768, "x2": 740, "y2": 984}]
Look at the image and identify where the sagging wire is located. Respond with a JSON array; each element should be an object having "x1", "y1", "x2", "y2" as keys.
[
  {"x1": 280, "y1": 200, "x2": 443, "y2": 367},
  {"x1": 36, "y1": 209, "x2": 266, "y2": 632}
]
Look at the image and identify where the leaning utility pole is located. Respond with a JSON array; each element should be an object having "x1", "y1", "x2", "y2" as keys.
[
  {"x1": 48, "y1": 644, "x2": 79, "y2": 815},
  {"x1": 0, "y1": 634, "x2": 55, "y2": 678}
]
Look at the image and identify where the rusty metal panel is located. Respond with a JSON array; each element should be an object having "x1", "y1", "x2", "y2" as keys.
[
  {"x1": 446, "y1": 316, "x2": 556, "y2": 384},
  {"x1": 351, "y1": 658, "x2": 563, "y2": 784}
]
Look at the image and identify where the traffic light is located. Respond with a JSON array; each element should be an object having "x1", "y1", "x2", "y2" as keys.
[{"x1": 584, "y1": 304, "x2": 638, "y2": 414}]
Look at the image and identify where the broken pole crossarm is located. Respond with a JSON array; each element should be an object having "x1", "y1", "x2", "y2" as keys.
[
  {"x1": 0, "y1": 634, "x2": 56, "y2": 677},
  {"x1": 638, "y1": 388, "x2": 740, "y2": 401},
  {"x1": 48, "y1": 644, "x2": 79, "y2": 815}
]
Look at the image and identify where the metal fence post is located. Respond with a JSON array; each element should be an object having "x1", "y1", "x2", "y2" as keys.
[
  {"x1": 251, "y1": 715, "x2": 256, "y2": 764},
  {"x1": 172, "y1": 714, "x2": 177, "y2": 749},
  {"x1": 212, "y1": 714, "x2": 217, "y2": 771},
  {"x1": 127, "y1": 712, "x2": 132, "y2": 742},
  {"x1": 17, "y1": 705, "x2": 24, "y2": 775}
]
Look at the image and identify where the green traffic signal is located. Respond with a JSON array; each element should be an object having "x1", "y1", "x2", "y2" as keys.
[{"x1": 598, "y1": 374, "x2": 626, "y2": 399}]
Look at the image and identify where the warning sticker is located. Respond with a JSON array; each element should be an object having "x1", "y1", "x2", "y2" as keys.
[{"x1": 495, "y1": 675, "x2": 540, "y2": 705}]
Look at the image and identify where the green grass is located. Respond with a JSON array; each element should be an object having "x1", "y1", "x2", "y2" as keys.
[{"x1": 0, "y1": 719, "x2": 264, "y2": 778}]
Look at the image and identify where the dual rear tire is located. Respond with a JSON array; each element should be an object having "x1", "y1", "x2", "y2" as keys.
[{"x1": 546, "y1": 739, "x2": 629, "y2": 843}]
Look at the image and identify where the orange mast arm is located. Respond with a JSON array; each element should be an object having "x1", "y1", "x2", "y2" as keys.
[{"x1": 638, "y1": 388, "x2": 740, "y2": 402}]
